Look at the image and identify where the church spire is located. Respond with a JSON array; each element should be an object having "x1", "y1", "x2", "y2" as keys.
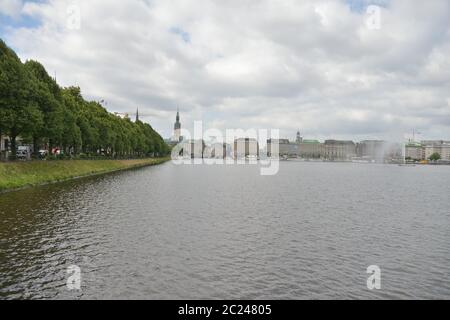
[
  {"x1": 173, "y1": 108, "x2": 181, "y2": 142},
  {"x1": 136, "y1": 108, "x2": 139, "y2": 122},
  {"x1": 174, "y1": 108, "x2": 181, "y2": 130},
  {"x1": 296, "y1": 129, "x2": 302, "y2": 143}
]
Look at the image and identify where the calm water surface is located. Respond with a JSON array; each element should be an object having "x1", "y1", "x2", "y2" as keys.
[{"x1": 1, "y1": 162, "x2": 450, "y2": 299}]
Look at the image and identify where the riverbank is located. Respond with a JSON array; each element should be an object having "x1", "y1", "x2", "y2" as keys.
[{"x1": 0, "y1": 158, "x2": 170, "y2": 193}]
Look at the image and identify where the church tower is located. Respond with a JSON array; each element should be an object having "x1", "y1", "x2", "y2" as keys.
[
  {"x1": 135, "y1": 108, "x2": 140, "y2": 122},
  {"x1": 173, "y1": 108, "x2": 181, "y2": 142},
  {"x1": 296, "y1": 130, "x2": 303, "y2": 143}
]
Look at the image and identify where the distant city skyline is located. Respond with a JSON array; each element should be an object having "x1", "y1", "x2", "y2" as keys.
[
  {"x1": 170, "y1": 109, "x2": 446, "y2": 144},
  {"x1": 1, "y1": 0, "x2": 449, "y2": 140}
]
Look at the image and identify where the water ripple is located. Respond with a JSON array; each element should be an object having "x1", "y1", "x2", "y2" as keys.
[{"x1": 1, "y1": 163, "x2": 450, "y2": 299}]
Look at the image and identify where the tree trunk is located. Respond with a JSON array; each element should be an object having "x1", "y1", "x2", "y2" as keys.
[
  {"x1": 0, "y1": 128, "x2": 3, "y2": 161},
  {"x1": 49, "y1": 138, "x2": 53, "y2": 155},
  {"x1": 33, "y1": 136, "x2": 39, "y2": 158},
  {"x1": 10, "y1": 135, "x2": 17, "y2": 161}
]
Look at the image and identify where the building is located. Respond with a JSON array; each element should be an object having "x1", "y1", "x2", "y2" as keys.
[
  {"x1": 0, "y1": 135, "x2": 9, "y2": 152},
  {"x1": 422, "y1": 140, "x2": 450, "y2": 161},
  {"x1": 356, "y1": 140, "x2": 385, "y2": 162},
  {"x1": 0, "y1": 135, "x2": 29, "y2": 160},
  {"x1": 1, "y1": 135, "x2": 9, "y2": 160},
  {"x1": 323, "y1": 140, "x2": 356, "y2": 161},
  {"x1": 356, "y1": 140, "x2": 401, "y2": 163},
  {"x1": 296, "y1": 130, "x2": 303, "y2": 144},
  {"x1": 172, "y1": 109, "x2": 182, "y2": 143},
  {"x1": 205, "y1": 143, "x2": 232, "y2": 159},
  {"x1": 405, "y1": 142, "x2": 423, "y2": 161},
  {"x1": 268, "y1": 133, "x2": 355, "y2": 160},
  {"x1": 179, "y1": 139, "x2": 205, "y2": 159},
  {"x1": 298, "y1": 140, "x2": 322, "y2": 159},
  {"x1": 267, "y1": 139, "x2": 300, "y2": 157},
  {"x1": 113, "y1": 112, "x2": 130, "y2": 120},
  {"x1": 234, "y1": 138, "x2": 259, "y2": 159},
  {"x1": 267, "y1": 139, "x2": 287, "y2": 157}
]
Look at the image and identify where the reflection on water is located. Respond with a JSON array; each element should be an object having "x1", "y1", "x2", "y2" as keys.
[{"x1": 1, "y1": 162, "x2": 450, "y2": 299}]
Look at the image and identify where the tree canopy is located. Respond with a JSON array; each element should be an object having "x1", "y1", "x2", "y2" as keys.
[
  {"x1": 429, "y1": 152, "x2": 441, "y2": 162},
  {"x1": 0, "y1": 39, "x2": 169, "y2": 159}
]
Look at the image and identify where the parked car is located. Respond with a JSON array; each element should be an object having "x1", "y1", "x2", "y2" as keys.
[
  {"x1": 16, "y1": 150, "x2": 28, "y2": 160},
  {"x1": 39, "y1": 150, "x2": 48, "y2": 158},
  {"x1": 16, "y1": 146, "x2": 31, "y2": 160}
]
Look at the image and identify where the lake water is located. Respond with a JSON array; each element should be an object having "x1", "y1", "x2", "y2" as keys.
[{"x1": 1, "y1": 162, "x2": 450, "y2": 300}]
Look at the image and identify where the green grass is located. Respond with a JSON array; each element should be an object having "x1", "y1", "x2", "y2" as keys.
[{"x1": 0, "y1": 158, "x2": 169, "y2": 192}]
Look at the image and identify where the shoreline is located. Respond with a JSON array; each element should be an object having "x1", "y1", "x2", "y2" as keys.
[{"x1": 0, "y1": 158, "x2": 170, "y2": 194}]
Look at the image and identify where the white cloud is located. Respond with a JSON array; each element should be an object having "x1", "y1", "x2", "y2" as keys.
[
  {"x1": 0, "y1": 0, "x2": 23, "y2": 18},
  {"x1": 3, "y1": 0, "x2": 450, "y2": 141}
]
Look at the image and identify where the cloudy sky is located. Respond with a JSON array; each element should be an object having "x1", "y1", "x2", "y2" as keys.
[{"x1": 1, "y1": 0, "x2": 449, "y2": 141}]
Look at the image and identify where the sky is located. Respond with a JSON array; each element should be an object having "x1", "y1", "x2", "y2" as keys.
[{"x1": 0, "y1": 0, "x2": 449, "y2": 141}]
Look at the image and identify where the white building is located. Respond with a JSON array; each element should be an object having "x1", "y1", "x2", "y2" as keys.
[
  {"x1": 299, "y1": 140, "x2": 323, "y2": 159},
  {"x1": 179, "y1": 139, "x2": 204, "y2": 159},
  {"x1": 423, "y1": 141, "x2": 450, "y2": 160},
  {"x1": 405, "y1": 142, "x2": 423, "y2": 161},
  {"x1": 113, "y1": 112, "x2": 130, "y2": 120},
  {"x1": 0, "y1": 135, "x2": 8, "y2": 152},
  {"x1": 233, "y1": 138, "x2": 259, "y2": 159}
]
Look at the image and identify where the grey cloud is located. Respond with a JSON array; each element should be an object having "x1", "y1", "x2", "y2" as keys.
[{"x1": 4, "y1": 0, "x2": 450, "y2": 140}]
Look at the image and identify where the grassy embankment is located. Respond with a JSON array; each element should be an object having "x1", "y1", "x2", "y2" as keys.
[{"x1": 0, "y1": 158, "x2": 169, "y2": 192}]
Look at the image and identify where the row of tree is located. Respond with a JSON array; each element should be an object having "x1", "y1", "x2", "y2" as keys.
[{"x1": 0, "y1": 39, "x2": 169, "y2": 160}]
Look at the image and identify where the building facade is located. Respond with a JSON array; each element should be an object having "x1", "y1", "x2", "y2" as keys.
[
  {"x1": 179, "y1": 139, "x2": 205, "y2": 159},
  {"x1": 405, "y1": 142, "x2": 423, "y2": 161},
  {"x1": 0, "y1": 135, "x2": 29, "y2": 160},
  {"x1": 234, "y1": 138, "x2": 259, "y2": 159},
  {"x1": 422, "y1": 141, "x2": 450, "y2": 161},
  {"x1": 267, "y1": 137, "x2": 355, "y2": 160},
  {"x1": 1, "y1": 135, "x2": 10, "y2": 161},
  {"x1": 298, "y1": 140, "x2": 322, "y2": 159},
  {"x1": 356, "y1": 140, "x2": 386, "y2": 162},
  {"x1": 0, "y1": 135, "x2": 8, "y2": 152},
  {"x1": 323, "y1": 140, "x2": 356, "y2": 161},
  {"x1": 267, "y1": 139, "x2": 299, "y2": 157},
  {"x1": 218, "y1": 143, "x2": 233, "y2": 159}
]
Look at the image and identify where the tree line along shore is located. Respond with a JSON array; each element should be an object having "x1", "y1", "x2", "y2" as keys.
[{"x1": 0, "y1": 39, "x2": 170, "y2": 161}]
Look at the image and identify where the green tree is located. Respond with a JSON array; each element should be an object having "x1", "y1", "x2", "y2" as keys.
[
  {"x1": 2, "y1": 38, "x2": 169, "y2": 161},
  {"x1": 0, "y1": 40, "x2": 44, "y2": 160},
  {"x1": 429, "y1": 152, "x2": 441, "y2": 161},
  {"x1": 24, "y1": 60, "x2": 64, "y2": 156}
]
